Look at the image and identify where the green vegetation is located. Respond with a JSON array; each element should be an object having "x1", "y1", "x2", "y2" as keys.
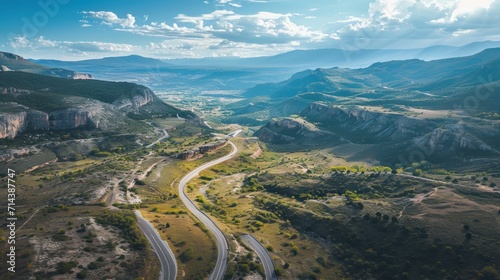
[
  {"x1": 95, "y1": 210, "x2": 147, "y2": 250},
  {"x1": 242, "y1": 172, "x2": 428, "y2": 201}
]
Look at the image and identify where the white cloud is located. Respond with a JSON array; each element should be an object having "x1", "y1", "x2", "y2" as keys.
[
  {"x1": 331, "y1": 0, "x2": 500, "y2": 49},
  {"x1": 450, "y1": 0, "x2": 495, "y2": 21},
  {"x1": 174, "y1": 10, "x2": 326, "y2": 44},
  {"x1": 81, "y1": 9, "x2": 327, "y2": 46},
  {"x1": 83, "y1": 11, "x2": 136, "y2": 28}
]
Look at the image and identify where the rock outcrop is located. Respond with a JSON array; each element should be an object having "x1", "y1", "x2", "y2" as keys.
[
  {"x1": 254, "y1": 117, "x2": 337, "y2": 144},
  {"x1": 413, "y1": 124, "x2": 498, "y2": 158},
  {"x1": 0, "y1": 111, "x2": 27, "y2": 139},
  {"x1": 176, "y1": 140, "x2": 227, "y2": 160},
  {"x1": 49, "y1": 108, "x2": 96, "y2": 130},
  {"x1": 113, "y1": 88, "x2": 155, "y2": 109},
  {"x1": 300, "y1": 102, "x2": 434, "y2": 142},
  {"x1": 0, "y1": 101, "x2": 126, "y2": 138}
]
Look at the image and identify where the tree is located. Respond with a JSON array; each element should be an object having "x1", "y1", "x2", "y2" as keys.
[
  {"x1": 239, "y1": 264, "x2": 250, "y2": 273},
  {"x1": 391, "y1": 216, "x2": 398, "y2": 223},
  {"x1": 391, "y1": 169, "x2": 398, "y2": 174},
  {"x1": 478, "y1": 266, "x2": 499, "y2": 280},
  {"x1": 490, "y1": 183, "x2": 497, "y2": 188},
  {"x1": 413, "y1": 169, "x2": 423, "y2": 176},
  {"x1": 179, "y1": 248, "x2": 194, "y2": 262},
  {"x1": 463, "y1": 224, "x2": 470, "y2": 230},
  {"x1": 465, "y1": 233, "x2": 472, "y2": 240}
]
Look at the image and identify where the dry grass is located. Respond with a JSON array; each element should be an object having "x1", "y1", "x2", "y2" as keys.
[{"x1": 0, "y1": 206, "x2": 160, "y2": 280}]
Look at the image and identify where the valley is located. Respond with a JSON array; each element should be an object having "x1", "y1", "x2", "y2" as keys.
[{"x1": 1, "y1": 45, "x2": 500, "y2": 280}]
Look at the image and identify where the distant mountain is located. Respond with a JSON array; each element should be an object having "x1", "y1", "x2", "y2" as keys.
[
  {"x1": 0, "y1": 51, "x2": 92, "y2": 79},
  {"x1": 32, "y1": 55, "x2": 293, "y2": 90},
  {"x1": 33, "y1": 54, "x2": 172, "y2": 70},
  {"x1": 242, "y1": 48, "x2": 500, "y2": 99},
  {"x1": 166, "y1": 40, "x2": 500, "y2": 69},
  {"x1": 30, "y1": 41, "x2": 500, "y2": 92}
]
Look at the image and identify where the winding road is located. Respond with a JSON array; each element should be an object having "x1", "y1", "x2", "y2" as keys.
[
  {"x1": 178, "y1": 140, "x2": 238, "y2": 280},
  {"x1": 241, "y1": 234, "x2": 278, "y2": 280},
  {"x1": 135, "y1": 211, "x2": 177, "y2": 280}
]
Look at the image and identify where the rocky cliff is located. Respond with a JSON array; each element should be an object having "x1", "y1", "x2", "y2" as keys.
[
  {"x1": 300, "y1": 102, "x2": 434, "y2": 142},
  {"x1": 0, "y1": 111, "x2": 27, "y2": 139},
  {"x1": 113, "y1": 88, "x2": 155, "y2": 109},
  {"x1": 0, "y1": 100, "x2": 129, "y2": 138},
  {"x1": 412, "y1": 124, "x2": 499, "y2": 158}
]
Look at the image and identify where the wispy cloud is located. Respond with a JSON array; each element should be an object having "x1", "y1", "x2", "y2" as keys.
[{"x1": 82, "y1": 10, "x2": 327, "y2": 45}]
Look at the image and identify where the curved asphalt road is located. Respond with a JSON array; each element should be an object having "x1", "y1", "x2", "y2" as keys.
[
  {"x1": 135, "y1": 210, "x2": 177, "y2": 280},
  {"x1": 241, "y1": 234, "x2": 278, "y2": 280},
  {"x1": 178, "y1": 140, "x2": 238, "y2": 280}
]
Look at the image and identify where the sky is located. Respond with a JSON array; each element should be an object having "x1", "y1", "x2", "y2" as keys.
[{"x1": 1, "y1": 0, "x2": 500, "y2": 60}]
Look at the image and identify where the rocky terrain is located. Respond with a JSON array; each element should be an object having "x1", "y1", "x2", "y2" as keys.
[
  {"x1": 300, "y1": 103, "x2": 435, "y2": 142},
  {"x1": 254, "y1": 117, "x2": 338, "y2": 144},
  {"x1": 176, "y1": 140, "x2": 228, "y2": 160},
  {"x1": 254, "y1": 103, "x2": 500, "y2": 165}
]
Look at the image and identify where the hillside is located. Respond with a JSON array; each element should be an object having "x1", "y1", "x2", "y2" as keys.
[
  {"x1": 0, "y1": 51, "x2": 92, "y2": 79},
  {"x1": 0, "y1": 70, "x2": 196, "y2": 139},
  {"x1": 242, "y1": 48, "x2": 500, "y2": 100},
  {"x1": 253, "y1": 102, "x2": 500, "y2": 166}
]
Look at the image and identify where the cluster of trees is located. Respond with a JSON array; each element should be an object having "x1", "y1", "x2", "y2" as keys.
[
  {"x1": 95, "y1": 211, "x2": 147, "y2": 250},
  {"x1": 242, "y1": 172, "x2": 430, "y2": 202}
]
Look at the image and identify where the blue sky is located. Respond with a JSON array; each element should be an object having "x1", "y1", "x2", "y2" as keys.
[{"x1": 1, "y1": 0, "x2": 500, "y2": 60}]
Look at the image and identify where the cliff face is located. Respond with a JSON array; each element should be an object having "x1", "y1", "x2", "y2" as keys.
[
  {"x1": 113, "y1": 88, "x2": 155, "y2": 109},
  {"x1": 49, "y1": 109, "x2": 95, "y2": 130},
  {"x1": 26, "y1": 111, "x2": 50, "y2": 131},
  {"x1": 0, "y1": 100, "x2": 125, "y2": 138},
  {"x1": 300, "y1": 102, "x2": 433, "y2": 142},
  {"x1": 0, "y1": 111, "x2": 27, "y2": 139},
  {"x1": 413, "y1": 124, "x2": 498, "y2": 158}
]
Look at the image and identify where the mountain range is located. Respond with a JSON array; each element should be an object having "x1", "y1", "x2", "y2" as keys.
[
  {"x1": 30, "y1": 41, "x2": 500, "y2": 91},
  {"x1": 241, "y1": 48, "x2": 500, "y2": 167}
]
